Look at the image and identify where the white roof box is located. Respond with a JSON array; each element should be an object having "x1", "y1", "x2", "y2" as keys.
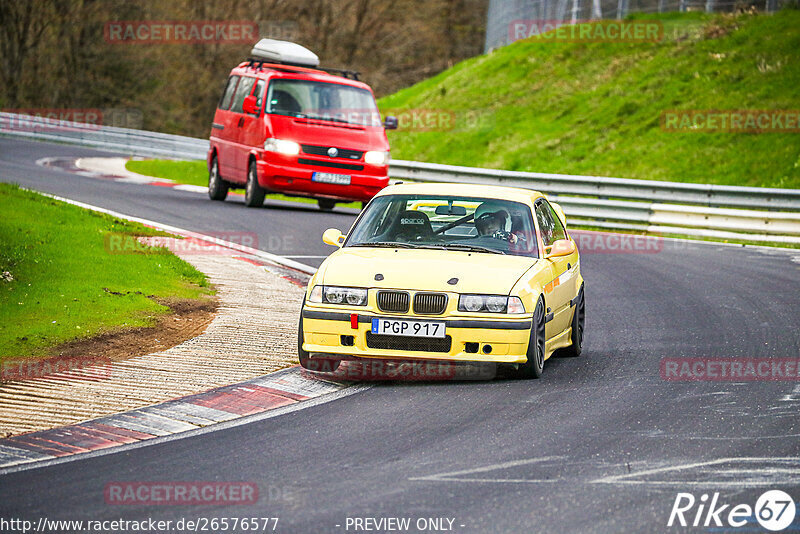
[{"x1": 250, "y1": 39, "x2": 319, "y2": 68}]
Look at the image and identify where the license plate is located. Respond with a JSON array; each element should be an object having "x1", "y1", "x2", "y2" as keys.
[
  {"x1": 312, "y1": 172, "x2": 351, "y2": 185},
  {"x1": 371, "y1": 318, "x2": 446, "y2": 338}
]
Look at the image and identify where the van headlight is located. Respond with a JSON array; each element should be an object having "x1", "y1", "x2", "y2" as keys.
[
  {"x1": 364, "y1": 151, "x2": 390, "y2": 165},
  {"x1": 264, "y1": 138, "x2": 300, "y2": 156},
  {"x1": 322, "y1": 286, "x2": 368, "y2": 306},
  {"x1": 458, "y1": 295, "x2": 526, "y2": 314}
]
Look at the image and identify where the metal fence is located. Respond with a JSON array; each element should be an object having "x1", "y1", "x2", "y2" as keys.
[
  {"x1": 485, "y1": 0, "x2": 790, "y2": 51},
  {"x1": 2, "y1": 111, "x2": 799, "y2": 244}
]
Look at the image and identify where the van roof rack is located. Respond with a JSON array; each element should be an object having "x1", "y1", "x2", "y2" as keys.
[
  {"x1": 244, "y1": 59, "x2": 361, "y2": 82},
  {"x1": 317, "y1": 67, "x2": 361, "y2": 81}
]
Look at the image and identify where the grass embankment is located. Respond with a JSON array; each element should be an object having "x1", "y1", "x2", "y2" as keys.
[
  {"x1": 126, "y1": 159, "x2": 360, "y2": 209},
  {"x1": 0, "y1": 183, "x2": 211, "y2": 359},
  {"x1": 379, "y1": 11, "x2": 800, "y2": 189}
]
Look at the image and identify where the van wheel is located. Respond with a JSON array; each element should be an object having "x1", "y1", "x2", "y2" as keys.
[
  {"x1": 208, "y1": 156, "x2": 228, "y2": 201},
  {"x1": 318, "y1": 199, "x2": 336, "y2": 211},
  {"x1": 244, "y1": 161, "x2": 265, "y2": 207},
  {"x1": 517, "y1": 296, "x2": 546, "y2": 379}
]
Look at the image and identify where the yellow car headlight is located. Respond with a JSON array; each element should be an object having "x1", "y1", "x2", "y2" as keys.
[
  {"x1": 322, "y1": 286, "x2": 368, "y2": 306},
  {"x1": 458, "y1": 295, "x2": 526, "y2": 314}
]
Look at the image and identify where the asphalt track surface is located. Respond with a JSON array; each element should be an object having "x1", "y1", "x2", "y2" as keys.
[{"x1": 2, "y1": 137, "x2": 800, "y2": 533}]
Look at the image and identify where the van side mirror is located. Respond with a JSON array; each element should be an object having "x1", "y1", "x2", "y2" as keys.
[
  {"x1": 384, "y1": 116, "x2": 398, "y2": 130},
  {"x1": 242, "y1": 95, "x2": 259, "y2": 115},
  {"x1": 323, "y1": 228, "x2": 345, "y2": 247},
  {"x1": 544, "y1": 239, "x2": 576, "y2": 259}
]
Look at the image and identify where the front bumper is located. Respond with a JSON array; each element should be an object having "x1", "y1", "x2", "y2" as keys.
[
  {"x1": 256, "y1": 153, "x2": 388, "y2": 202},
  {"x1": 301, "y1": 307, "x2": 533, "y2": 364}
]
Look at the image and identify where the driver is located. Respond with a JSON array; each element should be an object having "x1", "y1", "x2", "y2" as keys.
[{"x1": 474, "y1": 202, "x2": 517, "y2": 243}]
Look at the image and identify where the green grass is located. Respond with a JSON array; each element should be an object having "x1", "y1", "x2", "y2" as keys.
[
  {"x1": 0, "y1": 183, "x2": 211, "y2": 359},
  {"x1": 126, "y1": 159, "x2": 361, "y2": 209},
  {"x1": 378, "y1": 11, "x2": 800, "y2": 189}
]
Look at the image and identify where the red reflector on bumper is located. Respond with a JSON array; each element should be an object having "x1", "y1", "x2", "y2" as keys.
[{"x1": 350, "y1": 314, "x2": 359, "y2": 329}]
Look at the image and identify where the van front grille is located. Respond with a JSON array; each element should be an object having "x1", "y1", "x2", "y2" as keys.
[
  {"x1": 377, "y1": 291, "x2": 410, "y2": 313},
  {"x1": 297, "y1": 158, "x2": 364, "y2": 171},
  {"x1": 301, "y1": 144, "x2": 363, "y2": 160},
  {"x1": 413, "y1": 293, "x2": 448, "y2": 315}
]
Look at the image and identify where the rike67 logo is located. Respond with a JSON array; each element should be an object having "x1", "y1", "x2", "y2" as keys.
[{"x1": 668, "y1": 490, "x2": 796, "y2": 531}]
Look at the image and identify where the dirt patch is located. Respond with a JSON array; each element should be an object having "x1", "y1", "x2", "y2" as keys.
[{"x1": 50, "y1": 295, "x2": 218, "y2": 363}]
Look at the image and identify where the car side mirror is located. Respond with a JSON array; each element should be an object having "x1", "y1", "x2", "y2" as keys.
[
  {"x1": 242, "y1": 95, "x2": 259, "y2": 115},
  {"x1": 323, "y1": 228, "x2": 345, "y2": 247},
  {"x1": 384, "y1": 116, "x2": 398, "y2": 130},
  {"x1": 544, "y1": 239, "x2": 576, "y2": 259}
]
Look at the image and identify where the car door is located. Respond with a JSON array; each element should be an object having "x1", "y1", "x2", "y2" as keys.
[
  {"x1": 534, "y1": 199, "x2": 578, "y2": 338},
  {"x1": 212, "y1": 75, "x2": 240, "y2": 179},
  {"x1": 238, "y1": 79, "x2": 267, "y2": 167},
  {"x1": 227, "y1": 76, "x2": 257, "y2": 178}
]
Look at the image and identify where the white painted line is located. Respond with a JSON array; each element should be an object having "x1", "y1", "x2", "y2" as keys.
[
  {"x1": 592, "y1": 457, "x2": 800, "y2": 487},
  {"x1": 25, "y1": 189, "x2": 317, "y2": 275},
  {"x1": 0, "y1": 384, "x2": 371, "y2": 476},
  {"x1": 409, "y1": 456, "x2": 564, "y2": 483},
  {"x1": 172, "y1": 184, "x2": 208, "y2": 194}
]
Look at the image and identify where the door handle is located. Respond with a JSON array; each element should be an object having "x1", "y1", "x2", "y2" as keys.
[{"x1": 238, "y1": 117, "x2": 245, "y2": 128}]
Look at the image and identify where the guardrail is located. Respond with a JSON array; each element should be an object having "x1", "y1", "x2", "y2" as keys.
[{"x1": 2, "y1": 111, "x2": 799, "y2": 244}]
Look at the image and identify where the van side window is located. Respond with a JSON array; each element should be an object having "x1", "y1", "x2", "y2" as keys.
[
  {"x1": 534, "y1": 200, "x2": 567, "y2": 246},
  {"x1": 230, "y1": 77, "x2": 256, "y2": 113},
  {"x1": 218, "y1": 76, "x2": 239, "y2": 110}
]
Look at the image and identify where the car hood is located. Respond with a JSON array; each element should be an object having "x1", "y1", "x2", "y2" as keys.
[{"x1": 320, "y1": 247, "x2": 537, "y2": 295}]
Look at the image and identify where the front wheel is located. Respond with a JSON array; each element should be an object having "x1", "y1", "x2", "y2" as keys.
[
  {"x1": 208, "y1": 156, "x2": 228, "y2": 201},
  {"x1": 562, "y1": 284, "x2": 585, "y2": 358},
  {"x1": 244, "y1": 160, "x2": 266, "y2": 208},
  {"x1": 517, "y1": 296, "x2": 546, "y2": 379},
  {"x1": 318, "y1": 199, "x2": 336, "y2": 211}
]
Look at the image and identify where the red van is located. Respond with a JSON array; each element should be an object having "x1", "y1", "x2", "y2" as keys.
[{"x1": 207, "y1": 39, "x2": 397, "y2": 211}]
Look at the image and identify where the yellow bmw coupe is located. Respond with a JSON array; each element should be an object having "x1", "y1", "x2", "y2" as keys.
[{"x1": 298, "y1": 183, "x2": 584, "y2": 379}]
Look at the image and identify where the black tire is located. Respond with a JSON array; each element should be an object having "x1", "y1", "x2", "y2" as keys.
[
  {"x1": 208, "y1": 156, "x2": 228, "y2": 201},
  {"x1": 318, "y1": 199, "x2": 336, "y2": 211},
  {"x1": 244, "y1": 160, "x2": 266, "y2": 207},
  {"x1": 297, "y1": 308, "x2": 341, "y2": 372},
  {"x1": 517, "y1": 296, "x2": 546, "y2": 379},
  {"x1": 562, "y1": 284, "x2": 585, "y2": 358}
]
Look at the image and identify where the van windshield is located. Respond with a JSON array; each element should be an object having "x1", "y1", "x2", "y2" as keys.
[{"x1": 266, "y1": 79, "x2": 381, "y2": 127}]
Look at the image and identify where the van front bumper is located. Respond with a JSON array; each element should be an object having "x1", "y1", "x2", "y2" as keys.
[{"x1": 257, "y1": 155, "x2": 388, "y2": 202}]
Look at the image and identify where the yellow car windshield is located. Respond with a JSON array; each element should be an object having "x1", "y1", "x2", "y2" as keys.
[{"x1": 346, "y1": 194, "x2": 539, "y2": 258}]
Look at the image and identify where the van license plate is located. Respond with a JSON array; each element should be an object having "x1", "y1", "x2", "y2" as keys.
[
  {"x1": 312, "y1": 172, "x2": 351, "y2": 185},
  {"x1": 371, "y1": 318, "x2": 446, "y2": 338}
]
